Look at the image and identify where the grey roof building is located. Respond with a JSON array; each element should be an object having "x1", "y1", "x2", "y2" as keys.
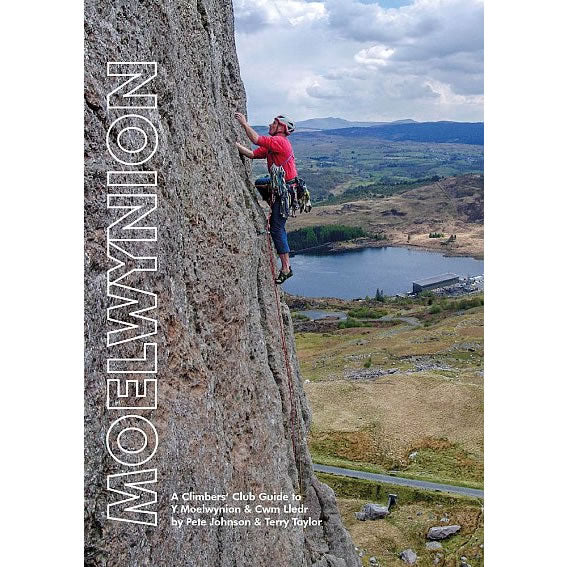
[{"x1": 413, "y1": 273, "x2": 460, "y2": 294}]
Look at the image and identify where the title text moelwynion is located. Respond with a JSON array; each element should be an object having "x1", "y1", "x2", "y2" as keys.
[{"x1": 104, "y1": 61, "x2": 159, "y2": 526}]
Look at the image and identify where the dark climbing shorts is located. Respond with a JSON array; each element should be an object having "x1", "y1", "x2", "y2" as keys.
[{"x1": 270, "y1": 198, "x2": 290, "y2": 255}]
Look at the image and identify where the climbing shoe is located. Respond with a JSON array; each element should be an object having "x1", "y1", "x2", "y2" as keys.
[{"x1": 275, "y1": 268, "x2": 293, "y2": 285}]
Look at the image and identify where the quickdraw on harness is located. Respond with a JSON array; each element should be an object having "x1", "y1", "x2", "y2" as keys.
[
  {"x1": 270, "y1": 162, "x2": 292, "y2": 218},
  {"x1": 293, "y1": 178, "x2": 312, "y2": 214},
  {"x1": 255, "y1": 153, "x2": 312, "y2": 218}
]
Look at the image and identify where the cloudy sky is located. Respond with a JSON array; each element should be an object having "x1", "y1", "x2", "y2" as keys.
[{"x1": 233, "y1": 0, "x2": 483, "y2": 124}]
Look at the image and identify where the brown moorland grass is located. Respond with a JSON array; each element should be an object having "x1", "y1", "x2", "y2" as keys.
[
  {"x1": 314, "y1": 472, "x2": 484, "y2": 566},
  {"x1": 287, "y1": 175, "x2": 483, "y2": 258},
  {"x1": 297, "y1": 307, "x2": 484, "y2": 485},
  {"x1": 335, "y1": 497, "x2": 484, "y2": 567}
]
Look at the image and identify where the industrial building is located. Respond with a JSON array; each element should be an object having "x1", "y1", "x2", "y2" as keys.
[{"x1": 412, "y1": 273, "x2": 460, "y2": 294}]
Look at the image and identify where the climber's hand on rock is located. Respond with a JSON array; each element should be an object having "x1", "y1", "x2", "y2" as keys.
[
  {"x1": 235, "y1": 112, "x2": 248, "y2": 127},
  {"x1": 235, "y1": 141, "x2": 253, "y2": 159}
]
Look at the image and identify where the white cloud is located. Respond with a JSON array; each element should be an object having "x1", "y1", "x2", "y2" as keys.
[
  {"x1": 233, "y1": 0, "x2": 326, "y2": 33},
  {"x1": 234, "y1": 0, "x2": 484, "y2": 123},
  {"x1": 355, "y1": 45, "x2": 395, "y2": 66},
  {"x1": 424, "y1": 79, "x2": 483, "y2": 107},
  {"x1": 325, "y1": 0, "x2": 440, "y2": 43},
  {"x1": 305, "y1": 81, "x2": 346, "y2": 99}
]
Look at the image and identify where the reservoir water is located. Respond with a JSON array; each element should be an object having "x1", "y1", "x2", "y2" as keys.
[
  {"x1": 282, "y1": 246, "x2": 484, "y2": 299},
  {"x1": 298, "y1": 310, "x2": 348, "y2": 320}
]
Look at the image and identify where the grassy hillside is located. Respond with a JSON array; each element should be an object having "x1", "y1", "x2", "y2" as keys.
[
  {"x1": 315, "y1": 473, "x2": 483, "y2": 567},
  {"x1": 287, "y1": 174, "x2": 484, "y2": 258},
  {"x1": 293, "y1": 294, "x2": 484, "y2": 488},
  {"x1": 334, "y1": 492, "x2": 483, "y2": 567}
]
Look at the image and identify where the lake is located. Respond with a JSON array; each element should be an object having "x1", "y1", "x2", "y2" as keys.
[
  {"x1": 298, "y1": 310, "x2": 348, "y2": 320},
  {"x1": 282, "y1": 246, "x2": 484, "y2": 299}
]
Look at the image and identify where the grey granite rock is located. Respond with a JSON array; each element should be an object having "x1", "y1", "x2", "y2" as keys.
[
  {"x1": 355, "y1": 495, "x2": 397, "y2": 521},
  {"x1": 361, "y1": 503, "x2": 390, "y2": 520},
  {"x1": 426, "y1": 541, "x2": 443, "y2": 550},
  {"x1": 427, "y1": 525, "x2": 462, "y2": 540},
  {"x1": 400, "y1": 549, "x2": 418, "y2": 564},
  {"x1": 84, "y1": 2, "x2": 360, "y2": 566}
]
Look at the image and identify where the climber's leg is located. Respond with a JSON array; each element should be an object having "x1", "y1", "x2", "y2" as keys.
[
  {"x1": 279, "y1": 252, "x2": 290, "y2": 272},
  {"x1": 270, "y1": 199, "x2": 293, "y2": 284},
  {"x1": 270, "y1": 199, "x2": 291, "y2": 272}
]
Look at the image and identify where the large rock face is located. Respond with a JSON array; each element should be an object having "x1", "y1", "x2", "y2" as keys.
[{"x1": 84, "y1": 1, "x2": 360, "y2": 566}]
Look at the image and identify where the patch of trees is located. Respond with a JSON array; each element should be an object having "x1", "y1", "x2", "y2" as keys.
[
  {"x1": 287, "y1": 224, "x2": 367, "y2": 251},
  {"x1": 347, "y1": 307, "x2": 387, "y2": 319},
  {"x1": 428, "y1": 296, "x2": 483, "y2": 314},
  {"x1": 308, "y1": 155, "x2": 333, "y2": 161}
]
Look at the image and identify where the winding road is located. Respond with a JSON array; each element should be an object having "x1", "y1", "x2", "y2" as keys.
[{"x1": 313, "y1": 464, "x2": 484, "y2": 499}]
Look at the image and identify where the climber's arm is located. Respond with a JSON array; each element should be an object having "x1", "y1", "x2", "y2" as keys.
[
  {"x1": 235, "y1": 112, "x2": 259, "y2": 144},
  {"x1": 235, "y1": 142, "x2": 254, "y2": 159}
]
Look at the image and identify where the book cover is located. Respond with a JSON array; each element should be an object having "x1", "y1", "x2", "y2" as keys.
[{"x1": 84, "y1": 2, "x2": 484, "y2": 566}]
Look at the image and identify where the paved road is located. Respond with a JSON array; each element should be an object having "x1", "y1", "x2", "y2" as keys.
[{"x1": 313, "y1": 464, "x2": 484, "y2": 499}]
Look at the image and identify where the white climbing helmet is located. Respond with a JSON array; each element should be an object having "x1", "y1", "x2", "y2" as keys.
[{"x1": 275, "y1": 115, "x2": 295, "y2": 134}]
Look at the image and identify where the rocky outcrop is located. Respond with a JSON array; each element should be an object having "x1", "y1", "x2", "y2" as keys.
[
  {"x1": 355, "y1": 495, "x2": 397, "y2": 521},
  {"x1": 84, "y1": 1, "x2": 359, "y2": 566},
  {"x1": 427, "y1": 525, "x2": 462, "y2": 540},
  {"x1": 399, "y1": 549, "x2": 418, "y2": 565}
]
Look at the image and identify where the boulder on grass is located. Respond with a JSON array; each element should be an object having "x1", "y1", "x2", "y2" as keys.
[
  {"x1": 400, "y1": 549, "x2": 418, "y2": 564},
  {"x1": 427, "y1": 525, "x2": 461, "y2": 540}
]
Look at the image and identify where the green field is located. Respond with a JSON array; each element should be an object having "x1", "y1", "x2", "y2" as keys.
[{"x1": 252, "y1": 135, "x2": 483, "y2": 202}]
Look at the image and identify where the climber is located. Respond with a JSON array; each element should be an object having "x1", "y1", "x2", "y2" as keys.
[{"x1": 235, "y1": 112, "x2": 297, "y2": 284}]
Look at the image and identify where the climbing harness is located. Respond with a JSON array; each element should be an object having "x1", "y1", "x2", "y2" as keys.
[
  {"x1": 290, "y1": 177, "x2": 312, "y2": 214},
  {"x1": 268, "y1": 148, "x2": 296, "y2": 218},
  {"x1": 265, "y1": 199, "x2": 304, "y2": 495},
  {"x1": 270, "y1": 163, "x2": 291, "y2": 218},
  {"x1": 256, "y1": 150, "x2": 312, "y2": 217}
]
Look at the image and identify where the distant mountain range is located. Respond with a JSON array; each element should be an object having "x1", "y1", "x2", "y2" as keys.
[
  {"x1": 252, "y1": 118, "x2": 483, "y2": 145},
  {"x1": 295, "y1": 117, "x2": 416, "y2": 130},
  {"x1": 312, "y1": 121, "x2": 484, "y2": 145}
]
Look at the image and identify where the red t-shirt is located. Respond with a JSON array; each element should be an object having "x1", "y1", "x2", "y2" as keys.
[{"x1": 252, "y1": 135, "x2": 298, "y2": 181}]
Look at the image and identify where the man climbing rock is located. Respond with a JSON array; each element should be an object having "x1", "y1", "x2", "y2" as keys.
[{"x1": 235, "y1": 112, "x2": 297, "y2": 284}]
